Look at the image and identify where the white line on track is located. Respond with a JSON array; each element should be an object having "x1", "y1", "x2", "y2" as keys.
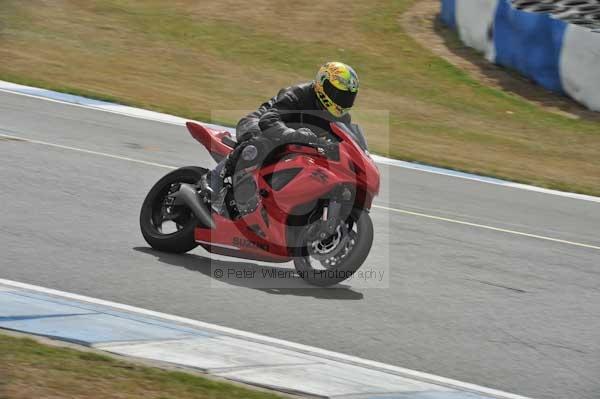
[
  {"x1": 0, "y1": 87, "x2": 189, "y2": 128},
  {"x1": 0, "y1": 277, "x2": 533, "y2": 399},
  {"x1": 0, "y1": 132, "x2": 177, "y2": 170},
  {"x1": 373, "y1": 205, "x2": 600, "y2": 251},
  {"x1": 1, "y1": 80, "x2": 599, "y2": 204},
  {"x1": 2, "y1": 131, "x2": 599, "y2": 252}
]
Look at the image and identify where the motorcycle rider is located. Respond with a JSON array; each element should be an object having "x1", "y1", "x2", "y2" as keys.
[{"x1": 202, "y1": 61, "x2": 360, "y2": 211}]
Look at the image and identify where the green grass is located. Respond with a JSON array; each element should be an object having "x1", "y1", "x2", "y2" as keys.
[
  {"x1": 0, "y1": 0, "x2": 599, "y2": 195},
  {"x1": 0, "y1": 332, "x2": 284, "y2": 399}
]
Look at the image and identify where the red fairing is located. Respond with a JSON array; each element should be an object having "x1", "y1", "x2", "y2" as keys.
[
  {"x1": 195, "y1": 211, "x2": 290, "y2": 262},
  {"x1": 191, "y1": 121, "x2": 380, "y2": 262},
  {"x1": 329, "y1": 123, "x2": 380, "y2": 200},
  {"x1": 186, "y1": 122, "x2": 234, "y2": 160}
]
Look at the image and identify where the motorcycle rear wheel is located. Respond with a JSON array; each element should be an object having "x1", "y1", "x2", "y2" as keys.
[
  {"x1": 139, "y1": 167, "x2": 207, "y2": 253},
  {"x1": 292, "y1": 208, "x2": 373, "y2": 287}
]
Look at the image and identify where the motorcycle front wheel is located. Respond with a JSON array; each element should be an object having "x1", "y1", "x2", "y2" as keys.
[
  {"x1": 139, "y1": 166, "x2": 207, "y2": 253},
  {"x1": 292, "y1": 208, "x2": 373, "y2": 287}
]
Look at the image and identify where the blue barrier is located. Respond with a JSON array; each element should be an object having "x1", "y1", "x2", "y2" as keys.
[
  {"x1": 494, "y1": 0, "x2": 567, "y2": 93},
  {"x1": 440, "y1": 0, "x2": 456, "y2": 30},
  {"x1": 439, "y1": 0, "x2": 600, "y2": 111}
]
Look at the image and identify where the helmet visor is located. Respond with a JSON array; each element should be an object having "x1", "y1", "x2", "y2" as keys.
[{"x1": 323, "y1": 79, "x2": 357, "y2": 109}]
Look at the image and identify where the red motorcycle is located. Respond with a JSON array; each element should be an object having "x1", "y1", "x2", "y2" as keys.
[{"x1": 140, "y1": 121, "x2": 380, "y2": 286}]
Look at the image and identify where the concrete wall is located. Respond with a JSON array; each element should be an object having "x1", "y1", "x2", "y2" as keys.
[
  {"x1": 440, "y1": 0, "x2": 600, "y2": 112},
  {"x1": 561, "y1": 25, "x2": 600, "y2": 111}
]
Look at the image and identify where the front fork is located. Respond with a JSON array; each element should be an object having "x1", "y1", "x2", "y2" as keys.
[{"x1": 308, "y1": 186, "x2": 354, "y2": 241}]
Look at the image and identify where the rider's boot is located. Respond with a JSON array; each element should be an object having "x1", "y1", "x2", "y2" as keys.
[{"x1": 199, "y1": 173, "x2": 214, "y2": 197}]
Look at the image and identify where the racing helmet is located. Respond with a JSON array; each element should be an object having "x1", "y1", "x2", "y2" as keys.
[{"x1": 314, "y1": 62, "x2": 359, "y2": 118}]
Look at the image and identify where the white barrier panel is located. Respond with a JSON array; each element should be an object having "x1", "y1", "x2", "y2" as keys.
[
  {"x1": 561, "y1": 25, "x2": 600, "y2": 112},
  {"x1": 441, "y1": 0, "x2": 600, "y2": 112},
  {"x1": 455, "y1": 0, "x2": 498, "y2": 61}
]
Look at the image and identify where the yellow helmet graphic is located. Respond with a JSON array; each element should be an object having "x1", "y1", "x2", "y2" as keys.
[{"x1": 314, "y1": 62, "x2": 359, "y2": 118}]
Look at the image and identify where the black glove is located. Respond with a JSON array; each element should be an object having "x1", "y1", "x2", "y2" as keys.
[{"x1": 282, "y1": 128, "x2": 317, "y2": 144}]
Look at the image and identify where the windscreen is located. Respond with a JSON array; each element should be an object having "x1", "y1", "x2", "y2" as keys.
[{"x1": 333, "y1": 122, "x2": 369, "y2": 152}]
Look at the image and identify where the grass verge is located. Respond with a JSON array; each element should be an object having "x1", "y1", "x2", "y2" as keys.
[
  {"x1": 0, "y1": 332, "x2": 284, "y2": 399},
  {"x1": 0, "y1": 0, "x2": 598, "y2": 195}
]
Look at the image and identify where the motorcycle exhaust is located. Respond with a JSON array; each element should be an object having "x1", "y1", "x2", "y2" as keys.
[{"x1": 174, "y1": 183, "x2": 215, "y2": 229}]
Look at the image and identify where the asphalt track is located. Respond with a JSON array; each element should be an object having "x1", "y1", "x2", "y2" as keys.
[{"x1": 1, "y1": 90, "x2": 599, "y2": 399}]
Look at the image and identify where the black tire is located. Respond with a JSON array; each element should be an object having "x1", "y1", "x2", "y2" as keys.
[
  {"x1": 293, "y1": 208, "x2": 373, "y2": 287},
  {"x1": 140, "y1": 166, "x2": 207, "y2": 253}
]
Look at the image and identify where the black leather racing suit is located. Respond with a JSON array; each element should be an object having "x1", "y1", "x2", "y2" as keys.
[
  {"x1": 209, "y1": 82, "x2": 351, "y2": 191},
  {"x1": 236, "y1": 81, "x2": 351, "y2": 142}
]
